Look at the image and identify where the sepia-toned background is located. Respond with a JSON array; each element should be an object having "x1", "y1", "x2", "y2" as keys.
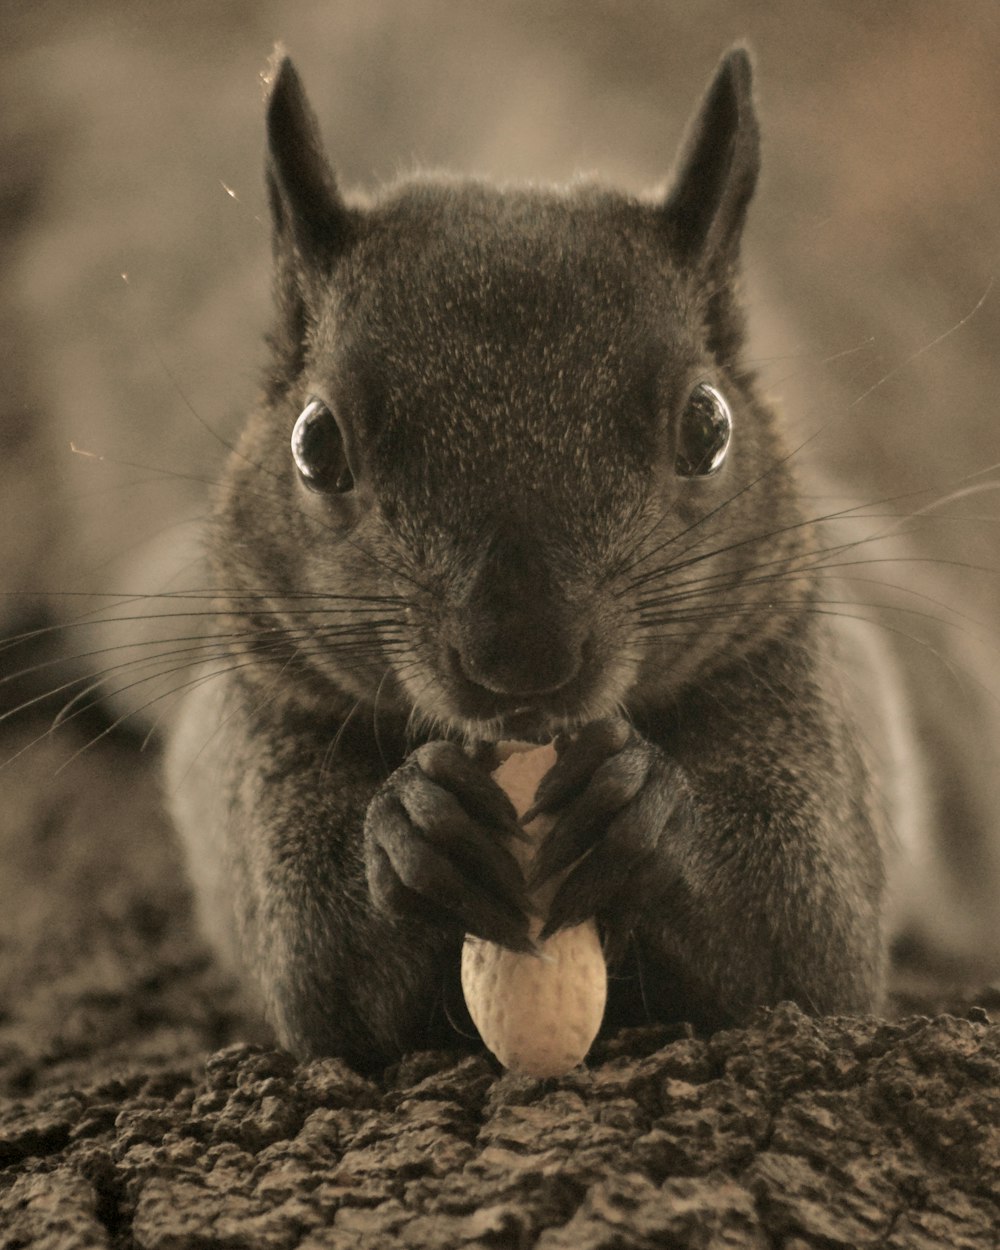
[{"x1": 4, "y1": 0, "x2": 1000, "y2": 617}]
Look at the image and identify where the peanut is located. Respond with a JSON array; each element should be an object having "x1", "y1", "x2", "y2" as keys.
[{"x1": 460, "y1": 740, "x2": 607, "y2": 1076}]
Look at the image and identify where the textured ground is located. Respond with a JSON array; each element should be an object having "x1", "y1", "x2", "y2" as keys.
[
  {"x1": 7, "y1": 1010, "x2": 1000, "y2": 1250},
  {"x1": 1, "y1": 720, "x2": 999, "y2": 1250}
]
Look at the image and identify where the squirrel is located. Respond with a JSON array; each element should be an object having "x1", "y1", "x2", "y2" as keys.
[{"x1": 161, "y1": 46, "x2": 1000, "y2": 1072}]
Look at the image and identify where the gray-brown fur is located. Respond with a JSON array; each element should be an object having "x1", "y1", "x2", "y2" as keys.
[{"x1": 165, "y1": 49, "x2": 937, "y2": 1071}]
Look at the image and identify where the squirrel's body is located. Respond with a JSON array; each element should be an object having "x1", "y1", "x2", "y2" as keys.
[{"x1": 155, "y1": 50, "x2": 999, "y2": 1069}]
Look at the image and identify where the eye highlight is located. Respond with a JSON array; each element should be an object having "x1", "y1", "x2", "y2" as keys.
[
  {"x1": 675, "y1": 382, "x2": 733, "y2": 477},
  {"x1": 291, "y1": 398, "x2": 354, "y2": 493}
]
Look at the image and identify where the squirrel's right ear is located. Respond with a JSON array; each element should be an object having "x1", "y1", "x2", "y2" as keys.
[
  {"x1": 264, "y1": 50, "x2": 353, "y2": 271},
  {"x1": 662, "y1": 47, "x2": 760, "y2": 269}
]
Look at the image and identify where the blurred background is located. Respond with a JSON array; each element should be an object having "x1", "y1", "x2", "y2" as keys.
[
  {"x1": 3, "y1": 0, "x2": 1000, "y2": 620},
  {"x1": 1, "y1": 1, "x2": 999, "y2": 1071}
]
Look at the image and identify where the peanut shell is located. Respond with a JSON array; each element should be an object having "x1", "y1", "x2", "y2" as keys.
[{"x1": 460, "y1": 740, "x2": 607, "y2": 1077}]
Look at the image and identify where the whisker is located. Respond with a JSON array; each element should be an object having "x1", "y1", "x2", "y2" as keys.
[
  {"x1": 47, "y1": 656, "x2": 287, "y2": 776},
  {"x1": 845, "y1": 278, "x2": 995, "y2": 415},
  {"x1": 120, "y1": 268, "x2": 282, "y2": 485},
  {"x1": 320, "y1": 699, "x2": 366, "y2": 779},
  {"x1": 0, "y1": 590, "x2": 408, "y2": 658}
]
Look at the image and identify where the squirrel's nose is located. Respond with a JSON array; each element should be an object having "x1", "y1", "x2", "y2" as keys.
[
  {"x1": 448, "y1": 634, "x2": 583, "y2": 699},
  {"x1": 447, "y1": 522, "x2": 586, "y2": 699}
]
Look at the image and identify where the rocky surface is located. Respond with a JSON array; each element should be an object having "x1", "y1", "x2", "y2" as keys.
[
  {"x1": 3, "y1": 1004, "x2": 1000, "y2": 1248},
  {"x1": 2, "y1": 720, "x2": 999, "y2": 1250}
]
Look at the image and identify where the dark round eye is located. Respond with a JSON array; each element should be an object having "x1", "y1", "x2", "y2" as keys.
[
  {"x1": 675, "y1": 382, "x2": 733, "y2": 477},
  {"x1": 291, "y1": 398, "x2": 354, "y2": 493}
]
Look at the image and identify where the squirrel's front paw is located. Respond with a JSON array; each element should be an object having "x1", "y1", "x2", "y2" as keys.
[
  {"x1": 364, "y1": 741, "x2": 533, "y2": 951},
  {"x1": 524, "y1": 719, "x2": 691, "y2": 942}
]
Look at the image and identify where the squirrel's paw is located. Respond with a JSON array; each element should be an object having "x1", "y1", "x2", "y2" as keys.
[
  {"x1": 524, "y1": 719, "x2": 689, "y2": 941},
  {"x1": 364, "y1": 740, "x2": 533, "y2": 951}
]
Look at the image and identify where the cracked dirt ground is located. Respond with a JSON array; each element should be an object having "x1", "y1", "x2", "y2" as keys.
[{"x1": 2, "y1": 724, "x2": 999, "y2": 1249}]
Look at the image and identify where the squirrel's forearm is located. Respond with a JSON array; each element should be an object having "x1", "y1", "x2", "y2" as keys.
[
  {"x1": 165, "y1": 671, "x2": 451, "y2": 1067},
  {"x1": 629, "y1": 644, "x2": 888, "y2": 1025},
  {"x1": 634, "y1": 763, "x2": 886, "y2": 1027}
]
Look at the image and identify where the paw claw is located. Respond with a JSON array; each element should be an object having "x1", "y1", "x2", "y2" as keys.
[{"x1": 364, "y1": 741, "x2": 532, "y2": 939}]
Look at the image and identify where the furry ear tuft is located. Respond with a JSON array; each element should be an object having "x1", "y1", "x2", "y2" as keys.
[
  {"x1": 265, "y1": 51, "x2": 352, "y2": 269},
  {"x1": 663, "y1": 46, "x2": 760, "y2": 268}
]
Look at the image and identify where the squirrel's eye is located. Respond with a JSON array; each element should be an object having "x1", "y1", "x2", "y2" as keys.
[
  {"x1": 675, "y1": 382, "x2": 732, "y2": 477},
  {"x1": 291, "y1": 399, "x2": 354, "y2": 493}
]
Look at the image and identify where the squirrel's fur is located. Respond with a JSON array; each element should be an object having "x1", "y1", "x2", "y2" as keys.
[{"x1": 163, "y1": 49, "x2": 995, "y2": 1071}]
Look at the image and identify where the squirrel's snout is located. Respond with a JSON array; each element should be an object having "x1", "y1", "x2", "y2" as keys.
[
  {"x1": 446, "y1": 521, "x2": 589, "y2": 698},
  {"x1": 447, "y1": 634, "x2": 585, "y2": 701}
]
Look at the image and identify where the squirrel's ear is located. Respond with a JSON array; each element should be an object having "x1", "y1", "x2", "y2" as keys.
[
  {"x1": 662, "y1": 47, "x2": 760, "y2": 268},
  {"x1": 264, "y1": 51, "x2": 353, "y2": 270}
]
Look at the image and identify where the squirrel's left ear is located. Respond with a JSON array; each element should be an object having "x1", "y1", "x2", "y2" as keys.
[
  {"x1": 662, "y1": 47, "x2": 760, "y2": 268},
  {"x1": 264, "y1": 48, "x2": 354, "y2": 272}
]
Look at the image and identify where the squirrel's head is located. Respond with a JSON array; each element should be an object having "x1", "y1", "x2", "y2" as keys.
[{"x1": 215, "y1": 48, "x2": 804, "y2": 741}]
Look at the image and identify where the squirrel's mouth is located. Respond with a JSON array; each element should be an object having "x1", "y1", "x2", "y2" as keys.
[
  {"x1": 397, "y1": 660, "x2": 629, "y2": 745},
  {"x1": 426, "y1": 641, "x2": 619, "y2": 741},
  {"x1": 391, "y1": 619, "x2": 640, "y2": 741},
  {"x1": 487, "y1": 704, "x2": 575, "y2": 743}
]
